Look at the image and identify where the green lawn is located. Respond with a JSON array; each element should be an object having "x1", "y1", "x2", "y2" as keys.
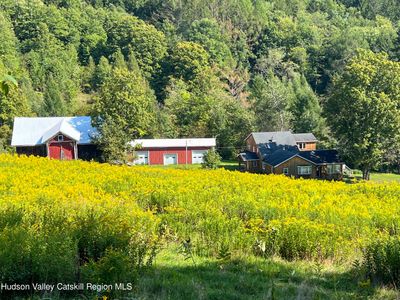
[
  {"x1": 370, "y1": 172, "x2": 400, "y2": 183},
  {"x1": 349, "y1": 171, "x2": 400, "y2": 183},
  {"x1": 134, "y1": 245, "x2": 399, "y2": 300}
]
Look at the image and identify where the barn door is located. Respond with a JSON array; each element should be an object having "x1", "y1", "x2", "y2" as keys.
[{"x1": 48, "y1": 142, "x2": 75, "y2": 160}]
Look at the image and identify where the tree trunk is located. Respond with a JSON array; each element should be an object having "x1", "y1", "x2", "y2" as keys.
[{"x1": 362, "y1": 168, "x2": 370, "y2": 180}]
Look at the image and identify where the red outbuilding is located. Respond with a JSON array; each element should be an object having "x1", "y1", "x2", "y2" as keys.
[
  {"x1": 11, "y1": 117, "x2": 216, "y2": 164},
  {"x1": 131, "y1": 138, "x2": 216, "y2": 165}
]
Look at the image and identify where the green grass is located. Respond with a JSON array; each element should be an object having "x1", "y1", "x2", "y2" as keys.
[
  {"x1": 349, "y1": 170, "x2": 400, "y2": 183},
  {"x1": 134, "y1": 245, "x2": 399, "y2": 300},
  {"x1": 370, "y1": 172, "x2": 400, "y2": 183}
]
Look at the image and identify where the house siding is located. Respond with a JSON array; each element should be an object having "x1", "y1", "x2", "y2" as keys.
[
  {"x1": 297, "y1": 142, "x2": 317, "y2": 151},
  {"x1": 144, "y1": 146, "x2": 211, "y2": 165},
  {"x1": 274, "y1": 156, "x2": 316, "y2": 178},
  {"x1": 245, "y1": 135, "x2": 258, "y2": 153}
]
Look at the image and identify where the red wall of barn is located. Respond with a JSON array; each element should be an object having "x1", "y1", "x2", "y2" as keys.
[
  {"x1": 144, "y1": 147, "x2": 211, "y2": 165},
  {"x1": 48, "y1": 135, "x2": 76, "y2": 160}
]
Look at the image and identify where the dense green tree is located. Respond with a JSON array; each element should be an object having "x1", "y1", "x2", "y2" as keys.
[
  {"x1": 289, "y1": 75, "x2": 326, "y2": 137},
  {"x1": 0, "y1": 12, "x2": 22, "y2": 75},
  {"x1": 250, "y1": 74, "x2": 293, "y2": 132},
  {"x1": 105, "y1": 12, "x2": 167, "y2": 76},
  {"x1": 41, "y1": 76, "x2": 66, "y2": 116},
  {"x1": 188, "y1": 18, "x2": 233, "y2": 67},
  {"x1": 92, "y1": 67, "x2": 157, "y2": 161},
  {"x1": 169, "y1": 41, "x2": 210, "y2": 82},
  {"x1": 0, "y1": 81, "x2": 32, "y2": 151},
  {"x1": 110, "y1": 49, "x2": 127, "y2": 69},
  {"x1": 92, "y1": 56, "x2": 112, "y2": 90},
  {"x1": 326, "y1": 50, "x2": 400, "y2": 180}
]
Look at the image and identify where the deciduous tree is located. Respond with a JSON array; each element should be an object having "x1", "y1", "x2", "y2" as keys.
[{"x1": 326, "y1": 49, "x2": 400, "y2": 180}]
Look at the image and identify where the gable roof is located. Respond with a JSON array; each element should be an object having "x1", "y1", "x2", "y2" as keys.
[
  {"x1": 41, "y1": 120, "x2": 81, "y2": 142},
  {"x1": 11, "y1": 117, "x2": 96, "y2": 146},
  {"x1": 131, "y1": 138, "x2": 216, "y2": 148},
  {"x1": 263, "y1": 149, "x2": 298, "y2": 166}
]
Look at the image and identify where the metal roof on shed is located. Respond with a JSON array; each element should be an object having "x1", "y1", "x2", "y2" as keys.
[
  {"x1": 131, "y1": 138, "x2": 216, "y2": 148},
  {"x1": 11, "y1": 116, "x2": 96, "y2": 146}
]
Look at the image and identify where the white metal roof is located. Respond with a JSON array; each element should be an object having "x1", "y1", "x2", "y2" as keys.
[
  {"x1": 41, "y1": 120, "x2": 81, "y2": 142},
  {"x1": 11, "y1": 116, "x2": 97, "y2": 146},
  {"x1": 131, "y1": 138, "x2": 216, "y2": 148}
]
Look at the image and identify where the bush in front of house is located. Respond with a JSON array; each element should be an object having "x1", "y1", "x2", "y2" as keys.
[{"x1": 202, "y1": 149, "x2": 221, "y2": 169}]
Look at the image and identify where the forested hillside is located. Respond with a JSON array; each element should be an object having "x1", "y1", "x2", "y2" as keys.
[{"x1": 1, "y1": 0, "x2": 400, "y2": 161}]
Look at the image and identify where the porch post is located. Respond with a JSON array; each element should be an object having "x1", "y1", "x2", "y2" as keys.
[
  {"x1": 74, "y1": 142, "x2": 78, "y2": 160},
  {"x1": 46, "y1": 142, "x2": 50, "y2": 158}
]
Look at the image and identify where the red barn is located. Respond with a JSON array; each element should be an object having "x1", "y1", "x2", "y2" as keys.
[
  {"x1": 11, "y1": 116, "x2": 98, "y2": 160},
  {"x1": 130, "y1": 138, "x2": 216, "y2": 165}
]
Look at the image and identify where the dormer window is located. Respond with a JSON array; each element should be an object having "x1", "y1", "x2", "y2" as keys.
[
  {"x1": 298, "y1": 142, "x2": 306, "y2": 150},
  {"x1": 57, "y1": 134, "x2": 64, "y2": 142}
]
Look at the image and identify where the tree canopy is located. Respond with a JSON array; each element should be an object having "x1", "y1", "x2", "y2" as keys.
[
  {"x1": 326, "y1": 50, "x2": 400, "y2": 179},
  {"x1": 1, "y1": 0, "x2": 400, "y2": 168}
]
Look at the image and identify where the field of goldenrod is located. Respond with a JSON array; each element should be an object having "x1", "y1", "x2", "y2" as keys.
[{"x1": 0, "y1": 154, "x2": 400, "y2": 291}]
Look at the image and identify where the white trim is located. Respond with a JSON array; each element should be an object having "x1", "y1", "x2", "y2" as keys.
[{"x1": 163, "y1": 153, "x2": 178, "y2": 165}]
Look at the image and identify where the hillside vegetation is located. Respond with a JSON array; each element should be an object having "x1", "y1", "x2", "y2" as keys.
[
  {"x1": 1, "y1": 154, "x2": 400, "y2": 298},
  {"x1": 1, "y1": 0, "x2": 400, "y2": 174}
]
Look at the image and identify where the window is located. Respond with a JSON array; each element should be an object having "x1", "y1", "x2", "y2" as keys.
[
  {"x1": 297, "y1": 165, "x2": 312, "y2": 175},
  {"x1": 298, "y1": 142, "x2": 306, "y2": 150},
  {"x1": 57, "y1": 134, "x2": 64, "y2": 142},
  {"x1": 327, "y1": 164, "x2": 341, "y2": 174},
  {"x1": 252, "y1": 161, "x2": 257, "y2": 167},
  {"x1": 283, "y1": 167, "x2": 289, "y2": 175}
]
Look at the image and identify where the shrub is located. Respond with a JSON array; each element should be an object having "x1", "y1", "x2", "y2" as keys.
[
  {"x1": 202, "y1": 149, "x2": 221, "y2": 169},
  {"x1": 362, "y1": 235, "x2": 400, "y2": 287}
]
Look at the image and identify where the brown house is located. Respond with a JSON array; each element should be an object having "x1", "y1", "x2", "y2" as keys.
[{"x1": 238, "y1": 131, "x2": 345, "y2": 180}]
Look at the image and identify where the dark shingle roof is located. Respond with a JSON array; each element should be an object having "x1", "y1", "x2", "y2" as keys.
[
  {"x1": 293, "y1": 133, "x2": 318, "y2": 142},
  {"x1": 263, "y1": 149, "x2": 297, "y2": 166},
  {"x1": 298, "y1": 150, "x2": 342, "y2": 164},
  {"x1": 251, "y1": 131, "x2": 297, "y2": 147},
  {"x1": 238, "y1": 151, "x2": 259, "y2": 161}
]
